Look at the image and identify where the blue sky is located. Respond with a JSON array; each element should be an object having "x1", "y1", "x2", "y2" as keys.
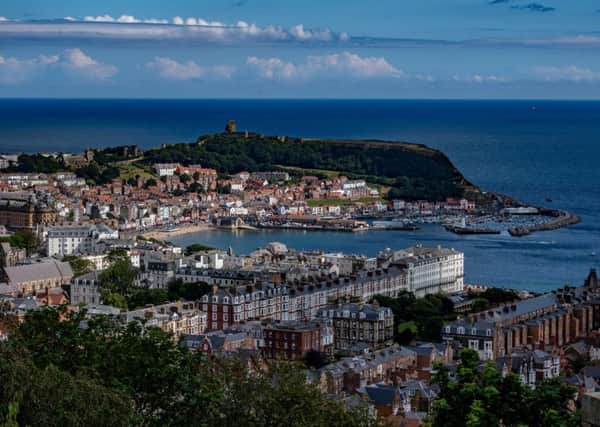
[{"x1": 1, "y1": 0, "x2": 600, "y2": 98}]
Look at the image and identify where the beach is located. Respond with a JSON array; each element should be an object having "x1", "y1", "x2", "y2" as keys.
[{"x1": 140, "y1": 223, "x2": 214, "y2": 239}]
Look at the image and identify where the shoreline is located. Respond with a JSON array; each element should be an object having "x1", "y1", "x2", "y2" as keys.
[{"x1": 139, "y1": 223, "x2": 214, "y2": 239}]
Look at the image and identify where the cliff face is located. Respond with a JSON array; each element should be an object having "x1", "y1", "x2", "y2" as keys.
[{"x1": 146, "y1": 132, "x2": 484, "y2": 201}]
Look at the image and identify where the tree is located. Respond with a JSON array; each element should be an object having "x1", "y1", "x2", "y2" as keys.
[
  {"x1": 304, "y1": 350, "x2": 329, "y2": 369},
  {"x1": 0, "y1": 306, "x2": 375, "y2": 426},
  {"x1": 126, "y1": 288, "x2": 169, "y2": 310},
  {"x1": 373, "y1": 292, "x2": 455, "y2": 343},
  {"x1": 430, "y1": 349, "x2": 579, "y2": 427},
  {"x1": 99, "y1": 251, "x2": 136, "y2": 301},
  {"x1": 0, "y1": 230, "x2": 39, "y2": 255},
  {"x1": 144, "y1": 177, "x2": 157, "y2": 188},
  {"x1": 470, "y1": 298, "x2": 489, "y2": 313},
  {"x1": 167, "y1": 279, "x2": 211, "y2": 301},
  {"x1": 185, "y1": 243, "x2": 215, "y2": 255},
  {"x1": 62, "y1": 255, "x2": 94, "y2": 277}
]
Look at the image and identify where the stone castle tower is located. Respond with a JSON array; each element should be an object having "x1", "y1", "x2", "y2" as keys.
[{"x1": 225, "y1": 120, "x2": 237, "y2": 133}]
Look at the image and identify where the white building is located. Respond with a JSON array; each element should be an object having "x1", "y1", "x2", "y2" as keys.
[
  {"x1": 70, "y1": 271, "x2": 102, "y2": 305},
  {"x1": 192, "y1": 252, "x2": 225, "y2": 270},
  {"x1": 342, "y1": 180, "x2": 367, "y2": 190},
  {"x1": 152, "y1": 163, "x2": 179, "y2": 177},
  {"x1": 46, "y1": 224, "x2": 118, "y2": 257},
  {"x1": 387, "y1": 245, "x2": 464, "y2": 298}
]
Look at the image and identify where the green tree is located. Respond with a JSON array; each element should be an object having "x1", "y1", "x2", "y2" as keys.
[
  {"x1": 185, "y1": 243, "x2": 215, "y2": 255},
  {"x1": 430, "y1": 349, "x2": 579, "y2": 427},
  {"x1": 0, "y1": 230, "x2": 39, "y2": 255},
  {"x1": 167, "y1": 279, "x2": 211, "y2": 301},
  {"x1": 99, "y1": 250, "x2": 136, "y2": 302},
  {"x1": 62, "y1": 255, "x2": 94, "y2": 277},
  {"x1": 373, "y1": 292, "x2": 455, "y2": 342},
  {"x1": 0, "y1": 306, "x2": 376, "y2": 426}
]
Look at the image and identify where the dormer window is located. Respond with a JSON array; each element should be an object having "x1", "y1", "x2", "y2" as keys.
[
  {"x1": 471, "y1": 328, "x2": 477, "y2": 335},
  {"x1": 445, "y1": 326, "x2": 451, "y2": 333},
  {"x1": 457, "y1": 326, "x2": 465, "y2": 335},
  {"x1": 486, "y1": 329, "x2": 492, "y2": 337}
]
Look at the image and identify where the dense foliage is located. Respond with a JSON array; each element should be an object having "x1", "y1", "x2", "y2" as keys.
[
  {"x1": 62, "y1": 255, "x2": 95, "y2": 277},
  {"x1": 125, "y1": 280, "x2": 212, "y2": 310},
  {"x1": 430, "y1": 349, "x2": 580, "y2": 427},
  {"x1": 185, "y1": 244, "x2": 216, "y2": 255},
  {"x1": 10, "y1": 154, "x2": 64, "y2": 173},
  {"x1": 144, "y1": 134, "x2": 471, "y2": 201},
  {"x1": 0, "y1": 230, "x2": 38, "y2": 255},
  {"x1": 98, "y1": 250, "x2": 138, "y2": 309},
  {"x1": 0, "y1": 308, "x2": 375, "y2": 427},
  {"x1": 373, "y1": 292, "x2": 456, "y2": 344},
  {"x1": 96, "y1": 249, "x2": 211, "y2": 309},
  {"x1": 75, "y1": 162, "x2": 120, "y2": 185}
]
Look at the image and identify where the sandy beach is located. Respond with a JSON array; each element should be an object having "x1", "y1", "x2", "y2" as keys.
[{"x1": 140, "y1": 223, "x2": 214, "y2": 239}]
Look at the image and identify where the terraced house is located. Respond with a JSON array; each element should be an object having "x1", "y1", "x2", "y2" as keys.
[
  {"x1": 442, "y1": 282, "x2": 600, "y2": 361},
  {"x1": 316, "y1": 302, "x2": 394, "y2": 353},
  {"x1": 201, "y1": 266, "x2": 407, "y2": 330}
]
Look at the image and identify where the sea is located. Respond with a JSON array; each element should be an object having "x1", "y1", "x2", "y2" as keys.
[{"x1": 1, "y1": 99, "x2": 599, "y2": 292}]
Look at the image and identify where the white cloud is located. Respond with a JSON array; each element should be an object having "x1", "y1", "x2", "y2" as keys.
[
  {"x1": 533, "y1": 65, "x2": 600, "y2": 82},
  {"x1": 0, "y1": 54, "x2": 59, "y2": 84},
  {"x1": 519, "y1": 35, "x2": 600, "y2": 47},
  {"x1": 0, "y1": 17, "x2": 348, "y2": 43},
  {"x1": 246, "y1": 52, "x2": 402, "y2": 80},
  {"x1": 83, "y1": 15, "x2": 169, "y2": 24},
  {"x1": 146, "y1": 57, "x2": 234, "y2": 80},
  {"x1": 0, "y1": 49, "x2": 117, "y2": 84},
  {"x1": 452, "y1": 74, "x2": 509, "y2": 83},
  {"x1": 61, "y1": 48, "x2": 118, "y2": 80},
  {"x1": 0, "y1": 17, "x2": 9, "y2": 22}
]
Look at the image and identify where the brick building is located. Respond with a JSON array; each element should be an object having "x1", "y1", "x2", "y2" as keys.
[
  {"x1": 262, "y1": 321, "x2": 324, "y2": 360},
  {"x1": 442, "y1": 283, "x2": 600, "y2": 361},
  {"x1": 316, "y1": 302, "x2": 394, "y2": 353}
]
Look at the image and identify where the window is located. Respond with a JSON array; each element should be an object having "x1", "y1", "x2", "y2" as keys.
[
  {"x1": 445, "y1": 326, "x2": 451, "y2": 333},
  {"x1": 471, "y1": 328, "x2": 477, "y2": 335},
  {"x1": 486, "y1": 329, "x2": 492, "y2": 337},
  {"x1": 457, "y1": 326, "x2": 465, "y2": 335}
]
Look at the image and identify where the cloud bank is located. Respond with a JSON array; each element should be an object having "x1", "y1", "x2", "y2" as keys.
[
  {"x1": 533, "y1": 65, "x2": 600, "y2": 82},
  {"x1": 246, "y1": 52, "x2": 402, "y2": 80},
  {"x1": 0, "y1": 16, "x2": 348, "y2": 43},
  {"x1": 146, "y1": 57, "x2": 234, "y2": 80},
  {"x1": 0, "y1": 48, "x2": 117, "y2": 84}
]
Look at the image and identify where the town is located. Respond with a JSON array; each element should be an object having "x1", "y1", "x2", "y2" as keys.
[
  {"x1": 1, "y1": 208, "x2": 599, "y2": 425},
  {"x1": 0, "y1": 126, "x2": 596, "y2": 426},
  {"x1": 0, "y1": 123, "x2": 579, "y2": 239}
]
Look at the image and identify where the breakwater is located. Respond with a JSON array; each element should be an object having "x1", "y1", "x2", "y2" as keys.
[{"x1": 508, "y1": 210, "x2": 581, "y2": 237}]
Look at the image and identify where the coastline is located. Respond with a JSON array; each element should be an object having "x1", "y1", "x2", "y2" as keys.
[{"x1": 140, "y1": 223, "x2": 214, "y2": 239}]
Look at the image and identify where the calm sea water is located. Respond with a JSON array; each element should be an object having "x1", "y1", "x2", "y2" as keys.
[{"x1": 1, "y1": 99, "x2": 599, "y2": 291}]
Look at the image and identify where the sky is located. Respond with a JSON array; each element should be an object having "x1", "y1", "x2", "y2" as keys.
[{"x1": 1, "y1": 0, "x2": 600, "y2": 98}]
